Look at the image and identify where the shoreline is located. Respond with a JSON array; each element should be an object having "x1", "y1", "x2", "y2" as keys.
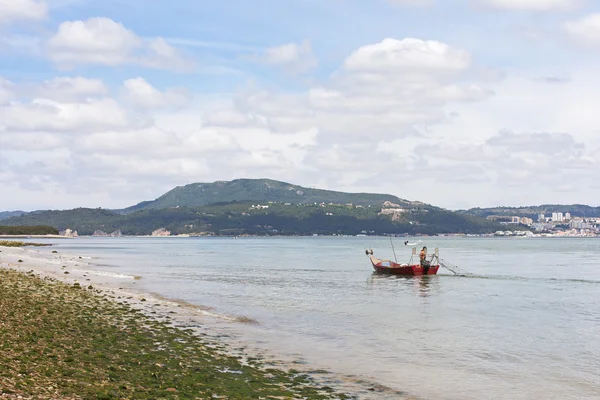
[
  {"x1": 4, "y1": 233, "x2": 598, "y2": 240},
  {"x1": 0, "y1": 235, "x2": 74, "y2": 239},
  {"x1": 0, "y1": 245, "x2": 413, "y2": 399}
]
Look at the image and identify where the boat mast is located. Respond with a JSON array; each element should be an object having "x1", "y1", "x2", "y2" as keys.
[{"x1": 389, "y1": 235, "x2": 398, "y2": 263}]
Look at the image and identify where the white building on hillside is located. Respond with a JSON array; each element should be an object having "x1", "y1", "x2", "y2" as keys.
[{"x1": 552, "y1": 212, "x2": 564, "y2": 222}]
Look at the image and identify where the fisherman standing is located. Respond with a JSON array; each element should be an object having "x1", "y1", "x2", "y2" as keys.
[{"x1": 419, "y1": 246, "x2": 430, "y2": 274}]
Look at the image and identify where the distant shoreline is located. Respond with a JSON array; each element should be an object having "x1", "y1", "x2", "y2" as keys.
[
  {"x1": 2, "y1": 233, "x2": 599, "y2": 239},
  {"x1": 0, "y1": 234, "x2": 74, "y2": 239}
]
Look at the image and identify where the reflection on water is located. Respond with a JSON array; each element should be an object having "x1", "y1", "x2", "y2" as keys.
[
  {"x1": 416, "y1": 276, "x2": 435, "y2": 297},
  {"x1": 366, "y1": 273, "x2": 439, "y2": 297}
]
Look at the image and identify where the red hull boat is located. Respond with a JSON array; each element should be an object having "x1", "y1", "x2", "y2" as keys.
[{"x1": 369, "y1": 255, "x2": 439, "y2": 275}]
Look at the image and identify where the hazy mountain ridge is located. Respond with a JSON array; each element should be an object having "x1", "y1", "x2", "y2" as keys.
[
  {"x1": 0, "y1": 211, "x2": 27, "y2": 221},
  {"x1": 459, "y1": 204, "x2": 600, "y2": 218}
]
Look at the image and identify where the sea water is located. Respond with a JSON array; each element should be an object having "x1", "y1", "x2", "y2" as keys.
[{"x1": 38, "y1": 236, "x2": 600, "y2": 400}]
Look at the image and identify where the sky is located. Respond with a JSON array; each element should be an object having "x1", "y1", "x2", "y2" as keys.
[{"x1": 1, "y1": 0, "x2": 599, "y2": 211}]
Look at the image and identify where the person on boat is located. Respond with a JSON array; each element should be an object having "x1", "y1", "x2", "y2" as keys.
[{"x1": 420, "y1": 246, "x2": 431, "y2": 270}]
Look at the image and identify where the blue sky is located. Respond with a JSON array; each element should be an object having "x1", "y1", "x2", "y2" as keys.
[{"x1": 1, "y1": 0, "x2": 600, "y2": 210}]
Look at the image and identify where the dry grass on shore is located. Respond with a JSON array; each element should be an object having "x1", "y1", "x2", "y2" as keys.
[{"x1": 0, "y1": 268, "x2": 350, "y2": 399}]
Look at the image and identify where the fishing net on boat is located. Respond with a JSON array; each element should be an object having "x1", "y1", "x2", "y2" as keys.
[{"x1": 438, "y1": 258, "x2": 473, "y2": 276}]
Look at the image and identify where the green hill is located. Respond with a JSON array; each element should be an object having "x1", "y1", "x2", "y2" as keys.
[
  {"x1": 2, "y1": 201, "x2": 503, "y2": 236},
  {"x1": 0, "y1": 211, "x2": 27, "y2": 221},
  {"x1": 1, "y1": 179, "x2": 512, "y2": 235},
  {"x1": 120, "y1": 178, "x2": 422, "y2": 213}
]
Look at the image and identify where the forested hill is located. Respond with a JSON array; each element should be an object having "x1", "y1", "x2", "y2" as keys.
[
  {"x1": 1, "y1": 201, "x2": 504, "y2": 236},
  {"x1": 459, "y1": 204, "x2": 600, "y2": 218},
  {"x1": 3, "y1": 179, "x2": 596, "y2": 235},
  {"x1": 0, "y1": 211, "x2": 27, "y2": 221},
  {"x1": 120, "y1": 179, "x2": 425, "y2": 213}
]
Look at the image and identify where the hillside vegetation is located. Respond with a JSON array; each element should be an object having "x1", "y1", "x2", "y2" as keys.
[
  {"x1": 0, "y1": 225, "x2": 59, "y2": 235},
  {"x1": 121, "y1": 179, "x2": 419, "y2": 213},
  {"x1": 0, "y1": 211, "x2": 27, "y2": 221},
  {"x1": 2, "y1": 201, "x2": 502, "y2": 236}
]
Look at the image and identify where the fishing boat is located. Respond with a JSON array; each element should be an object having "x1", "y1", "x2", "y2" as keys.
[{"x1": 365, "y1": 247, "x2": 440, "y2": 276}]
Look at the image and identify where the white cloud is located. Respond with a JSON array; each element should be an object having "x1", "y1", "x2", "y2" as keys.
[
  {"x1": 0, "y1": 77, "x2": 15, "y2": 105},
  {"x1": 121, "y1": 77, "x2": 189, "y2": 109},
  {"x1": 0, "y1": 75, "x2": 318, "y2": 209},
  {"x1": 236, "y1": 38, "x2": 489, "y2": 138},
  {"x1": 46, "y1": 17, "x2": 194, "y2": 71},
  {"x1": 32, "y1": 77, "x2": 109, "y2": 101},
  {"x1": 75, "y1": 126, "x2": 236, "y2": 157},
  {"x1": 257, "y1": 40, "x2": 318, "y2": 74},
  {"x1": 201, "y1": 109, "x2": 262, "y2": 128},
  {"x1": 140, "y1": 37, "x2": 195, "y2": 71},
  {"x1": 342, "y1": 38, "x2": 470, "y2": 73},
  {"x1": 47, "y1": 17, "x2": 141, "y2": 66},
  {"x1": 0, "y1": 0, "x2": 47, "y2": 24},
  {"x1": 0, "y1": 131, "x2": 65, "y2": 150},
  {"x1": 479, "y1": 0, "x2": 581, "y2": 11},
  {"x1": 564, "y1": 13, "x2": 600, "y2": 46},
  {"x1": 2, "y1": 98, "x2": 131, "y2": 133},
  {"x1": 1, "y1": 35, "x2": 600, "y2": 210}
]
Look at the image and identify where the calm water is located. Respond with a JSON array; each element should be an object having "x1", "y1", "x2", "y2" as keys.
[{"x1": 37, "y1": 236, "x2": 600, "y2": 400}]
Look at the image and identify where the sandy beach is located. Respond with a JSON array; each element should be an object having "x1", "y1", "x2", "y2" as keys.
[{"x1": 0, "y1": 244, "x2": 411, "y2": 400}]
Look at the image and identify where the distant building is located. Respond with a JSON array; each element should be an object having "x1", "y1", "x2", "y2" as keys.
[
  {"x1": 532, "y1": 222, "x2": 552, "y2": 232},
  {"x1": 552, "y1": 212, "x2": 564, "y2": 222},
  {"x1": 570, "y1": 221, "x2": 592, "y2": 230},
  {"x1": 565, "y1": 212, "x2": 571, "y2": 221},
  {"x1": 520, "y1": 217, "x2": 533, "y2": 226},
  {"x1": 538, "y1": 213, "x2": 545, "y2": 222}
]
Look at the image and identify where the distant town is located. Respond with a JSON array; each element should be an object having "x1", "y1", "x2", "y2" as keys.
[{"x1": 486, "y1": 212, "x2": 599, "y2": 237}]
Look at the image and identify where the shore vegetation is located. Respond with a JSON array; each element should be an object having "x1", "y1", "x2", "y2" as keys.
[
  {"x1": 0, "y1": 268, "x2": 349, "y2": 399},
  {"x1": 0, "y1": 241, "x2": 51, "y2": 247},
  {"x1": 0, "y1": 225, "x2": 59, "y2": 235}
]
